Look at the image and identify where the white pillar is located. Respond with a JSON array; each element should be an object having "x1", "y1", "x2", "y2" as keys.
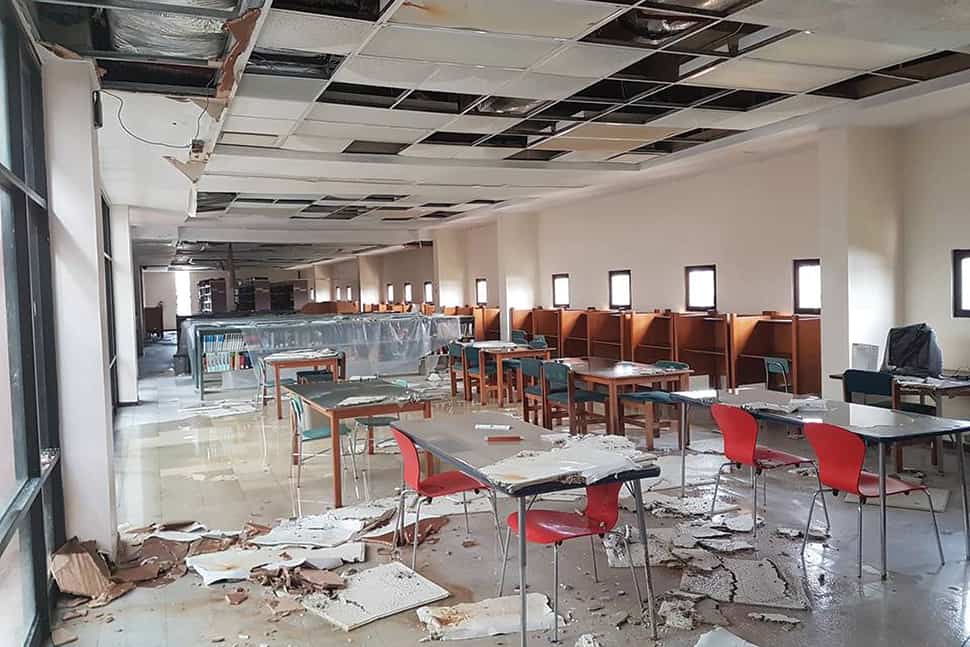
[
  {"x1": 358, "y1": 255, "x2": 381, "y2": 305},
  {"x1": 819, "y1": 128, "x2": 902, "y2": 398},
  {"x1": 44, "y1": 58, "x2": 118, "y2": 554},
  {"x1": 496, "y1": 212, "x2": 539, "y2": 339},
  {"x1": 432, "y1": 228, "x2": 466, "y2": 307},
  {"x1": 110, "y1": 204, "x2": 139, "y2": 403}
]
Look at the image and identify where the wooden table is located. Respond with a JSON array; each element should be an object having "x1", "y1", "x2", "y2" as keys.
[
  {"x1": 478, "y1": 344, "x2": 554, "y2": 408},
  {"x1": 556, "y1": 357, "x2": 692, "y2": 436},
  {"x1": 266, "y1": 351, "x2": 345, "y2": 420},
  {"x1": 391, "y1": 411, "x2": 661, "y2": 645},
  {"x1": 672, "y1": 387, "x2": 970, "y2": 579},
  {"x1": 284, "y1": 380, "x2": 431, "y2": 508}
]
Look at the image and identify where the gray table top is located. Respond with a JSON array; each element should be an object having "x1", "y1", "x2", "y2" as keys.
[
  {"x1": 671, "y1": 387, "x2": 970, "y2": 442},
  {"x1": 556, "y1": 357, "x2": 690, "y2": 380},
  {"x1": 391, "y1": 412, "x2": 660, "y2": 497},
  {"x1": 284, "y1": 379, "x2": 427, "y2": 411}
]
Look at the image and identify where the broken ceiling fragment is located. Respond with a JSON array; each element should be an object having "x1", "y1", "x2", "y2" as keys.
[
  {"x1": 416, "y1": 593, "x2": 559, "y2": 640},
  {"x1": 694, "y1": 627, "x2": 761, "y2": 647},
  {"x1": 681, "y1": 558, "x2": 809, "y2": 610}
]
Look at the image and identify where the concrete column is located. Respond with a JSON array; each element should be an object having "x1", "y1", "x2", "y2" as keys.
[
  {"x1": 819, "y1": 128, "x2": 902, "y2": 398},
  {"x1": 313, "y1": 264, "x2": 332, "y2": 302},
  {"x1": 496, "y1": 213, "x2": 539, "y2": 339},
  {"x1": 432, "y1": 228, "x2": 466, "y2": 307},
  {"x1": 110, "y1": 204, "x2": 139, "y2": 403},
  {"x1": 44, "y1": 58, "x2": 118, "y2": 554},
  {"x1": 357, "y1": 255, "x2": 381, "y2": 306}
]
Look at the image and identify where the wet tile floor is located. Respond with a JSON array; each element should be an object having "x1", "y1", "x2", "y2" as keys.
[{"x1": 61, "y1": 343, "x2": 970, "y2": 646}]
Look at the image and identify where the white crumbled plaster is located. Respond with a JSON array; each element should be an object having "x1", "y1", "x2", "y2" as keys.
[
  {"x1": 416, "y1": 593, "x2": 559, "y2": 640},
  {"x1": 681, "y1": 558, "x2": 809, "y2": 610},
  {"x1": 694, "y1": 627, "x2": 761, "y2": 647}
]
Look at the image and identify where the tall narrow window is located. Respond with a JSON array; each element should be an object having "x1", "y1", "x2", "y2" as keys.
[
  {"x1": 335, "y1": 286, "x2": 342, "y2": 301},
  {"x1": 685, "y1": 265, "x2": 716, "y2": 311},
  {"x1": 424, "y1": 281, "x2": 433, "y2": 304},
  {"x1": 955, "y1": 250, "x2": 970, "y2": 317},
  {"x1": 475, "y1": 278, "x2": 487, "y2": 306},
  {"x1": 403, "y1": 282, "x2": 413, "y2": 303},
  {"x1": 609, "y1": 270, "x2": 631, "y2": 310},
  {"x1": 793, "y1": 259, "x2": 821, "y2": 314},
  {"x1": 552, "y1": 273, "x2": 570, "y2": 308},
  {"x1": 386, "y1": 283, "x2": 394, "y2": 303},
  {"x1": 346, "y1": 286, "x2": 353, "y2": 301}
]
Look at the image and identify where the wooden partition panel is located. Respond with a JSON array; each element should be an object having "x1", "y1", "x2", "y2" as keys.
[
  {"x1": 628, "y1": 311, "x2": 674, "y2": 363},
  {"x1": 587, "y1": 310, "x2": 626, "y2": 360},
  {"x1": 510, "y1": 308, "x2": 534, "y2": 338},
  {"x1": 533, "y1": 308, "x2": 563, "y2": 355},
  {"x1": 561, "y1": 310, "x2": 589, "y2": 357},
  {"x1": 793, "y1": 315, "x2": 821, "y2": 394},
  {"x1": 673, "y1": 312, "x2": 731, "y2": 387}
]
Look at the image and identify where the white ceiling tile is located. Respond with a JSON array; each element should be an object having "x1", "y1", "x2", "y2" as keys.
[
  {"x1": 442, "y1": 115, "x2": 520, "y2": 134},
  {"x1": 750, "y1": 32, "x2": 931, "y2": 70},
  {"x1": 400, "y1": 144, "x2": 462, "y2": 159},
  {"x1": 223, "y1": 115, "x2": 295, "y2": 136},
  {"x1": 450, "y1": 147, "x2": 521, "y2": 160},
  {"x1": 534, "y1": 137, "x2": 640, "y2": 153},
  {"x1": 219, "y1": 132, "x2": 279, "y2": 147},
  {"x1": 306, "y1": 103, "x2": 454, "y2": 129},
  {"x1": 687, "y1": 58, "x2": 855, "y2": 93},
  {"x1": 362, "y1": 25, "x2": 562, "y2": 69},
  {"x1": 610, "y1": 153, "x2": 661, "y2": 164},
  {"x1": 762, "y1": 94, "x2": 849, "y2": 116},
  {"x1": 418, "y1": 64, "x2": 523, "y2": 95},
  {"x1": 647, "y1": 108, "x2": 734, "y2": 129},
  {"x1": 496, "y1": 73, "x2": 594, "y2": 100},
  {"x1": 297, "y1": 121, "x2": 430, "y2": 144},
  {"x1": 332, "y1": 56, "x2": 436, "y2": 88},
  {"x1": 566, "y1": 122, "x2": 681, "y2": 141},
  {"x1": 237, "y1": 75, "x2": 326, "y2": 102},
  {"x1": 256, "y1": 9, "x2": 372, "y2": 55},
  {"x1": 282, "y1": 135, "x2": 355, "y2": 153},
  {"x1": 556, "y1": 150, "x2": 621, "y2": 162},
  {"x1": 533, "y1": 43, "x2": 648, "y2": 78},
  {"x1": 230, "y1": 96, "x2": 313, "y2": 120},
  {"x1": 715, "y1": 111, "x2": 792, "y2": 130},
  {"x1": 388, "y1": 0, "x2": 619, "y2": 39}
]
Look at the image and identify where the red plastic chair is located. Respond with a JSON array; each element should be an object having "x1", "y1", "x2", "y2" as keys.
[
  {"x1": 390, "y1": 429, "x2": 499, "y2": 571},
  {"x1": 802, "y1": 422, "x2": 944, "y2": 577},
  {"x1": 497, "y1": 483, "x2": 647, "y2": 643},
  {"x1": 709, "y1": 404, "x2": 830, "y2": 537}
]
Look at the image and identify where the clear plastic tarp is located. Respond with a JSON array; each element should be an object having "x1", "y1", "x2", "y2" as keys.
[{"x1": 182, "y1": 313, "x2": 462, "y2": 378}]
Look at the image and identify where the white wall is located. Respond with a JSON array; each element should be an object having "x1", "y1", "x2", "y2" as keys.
[
  {"x1": 433, "y1": 227, "x2": 466, "y2": 307},
  {"x1": 533, "y1": 146, "x2": 820, "y2": 312},
  {"x1": 463, "y1": 223, "x2": 499, "y2": 307},
  {"x1": 109, "y1": 205, "x2": 139, "y2": 403},
  {"x1": 381, "y1": 246, "x2": 434, "y2": 303},
  {"x1": 141, "y1": 270, "x2": 178, "y2": 330}
]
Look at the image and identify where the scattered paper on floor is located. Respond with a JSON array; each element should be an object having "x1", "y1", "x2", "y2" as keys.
[
  {"x1": 416, "y1": 593, "x2": 558, "y2": 640},
  {"x1": 186, "y1": 547, "x2": 317, "y2": 585},
  {"x1": 302, "y1": 561, "x2": 449, "y2": 631},
  {"x1": 250, "y1": 516, "x2": 366, "y2": 548},
  {"x1": 694, "y1": 627, "x2": 761, "y2": 647}
]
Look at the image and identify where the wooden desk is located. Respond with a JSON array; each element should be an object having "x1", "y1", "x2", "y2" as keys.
[
  {"x1": 266, "y1": 351, "x2": 345, "y2": 420},
  {"x1": 557, "y1": 357, "x2": 691, "y2": 436},
  {"x1": 480, "y1": 345, "x2": 554, "y2": 408},
  {"x1": 284, "y1": 380, "x2": 431, "y2": 507}
]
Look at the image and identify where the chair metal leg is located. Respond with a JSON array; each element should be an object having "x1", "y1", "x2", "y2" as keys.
[
  {"x1": 621, "y1": 533, "x2": 644, "y2": 611},
  {"x1": 858, "y1": 498, "x2": 864, "y2": 578},
  {"x1": 709, "y1": 463, "x2": 730, "y2": 514},
  {"x1": 813, "y1": 464, "x2": 832, "y2": 530},
  {"x1": 552, "y1": 542, "x2": 560, "y2": 643},
  {"x1": 392, "y1": 488, "x2": 408, "y2": 551},
  {"x1": 926, "y1": 490, "x2": 945, "y2": 565},
  {"x1": 411, "y1": 496, "x2": 424, "y2": 572},
  {"x1": 752, "y1": 470, "x2": 759, "y2": 540},
  {"x1": 799, "y1": 489, "x2": 820, "y2": 562},
  {"x1": 489, "y1": 492, "x2": 502, "y2": 546},
  {"x1": 345, "y1": 434, "x2": 359, "y2": 481},
  {"x1": 589, "y1": 535, "x2": 599, "y2": 583},
  {"x1": 461, "y1": 491, "x2": 471, "y2": 536},
  {"x1": 498, "y1": 526, "x2": 513, "y2": 597}
]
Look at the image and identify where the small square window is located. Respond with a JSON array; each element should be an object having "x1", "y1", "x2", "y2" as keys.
[
  {"x1": 685, "y1": 264, "x2": 716, "y2": 311},
  {"x1": 552, "y1": 273, "x2": 570, "y2": 308},
  {"x1": 794, "y1": 259, "x2": 821, "y2": 314},
  {"x1": 386, "y1": 283, "x2": 394, "y2": 303},
  {"x1": 609, "y1": 270, "x2": 631, "y2": 310},
  {"x1": 475, "y1": 278, "x2": 488, "y2": 306},
  {"x1": 424, "y1": 281, "x2": 433, "y2": 304},
  {"x1": 346, "y1": 286, "x2": 353, "y2": 301},
  {"x1": 403, "y1": 282, "x2": 413, "y2": 303},
  {"x1": 954, "y1": 250, "x2": 970, "y2": 317},
  {"x1": 335, "y1": 286, "x2": 342, "y2": 300}
]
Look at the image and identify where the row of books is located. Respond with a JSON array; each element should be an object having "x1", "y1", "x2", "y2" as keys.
[
  {"x1": 201, "y1": 332, "x2": 245, "y2": 353},
  {"x1": 202, "y1": 351, "x2": 252, "y2": 373}
]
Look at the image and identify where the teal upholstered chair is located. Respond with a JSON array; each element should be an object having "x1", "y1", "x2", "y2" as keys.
[
  {"x1": 520, "y1": 357, "x2": 562, "y2": 426},
  {"x1": 510, "y1": 329, "x2": 530, "y2": 345},
  {"x1": 289, "y1": 395, "x2": 357, "y2": 487},
  {"x1": 763, "y1": 356, "x2": 791, "y2": 393},
  {"x1": 463, "y1": 344, "x2": 498, "y2": 404},
  {"x1": 542, "y1": 360, "x2": 608, "y2": 433},
  {"x1": 617, "y1": 360, "x2": 690, "y2": 448},
  {"x1": 297, "y1": 369, "x2": 334, "y2": 384},
  {"x1": 448, "y1": 342, "x2": 465, "y2": 397}
]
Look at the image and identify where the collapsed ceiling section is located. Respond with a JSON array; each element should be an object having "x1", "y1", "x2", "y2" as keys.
[{"x1": 167, "y1": 240, "x2": 366, "y2": 269}]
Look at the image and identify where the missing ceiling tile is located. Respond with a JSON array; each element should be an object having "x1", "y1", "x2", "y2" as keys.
[
  {"x1": 362, "y1": 194, "x2": 408, "y2": 201},
  {"x1": 478, "y1": 134, "x2": 529, "y2": 148},
  {"x1": 470, "y1": 96, "x2": 548, "y2": 117},
  {"x1": 583, "y1": 8, "x2": 713, "y2": 49},
  {"x1": 196, "y1": 192, "x2": 236, "y2": 213},
  {"x1": 271, "y1": 0, "x2": 391, "y2": 21},
  {"x1": 638, "y1": 84, "x2": 727, "y2": 106},
  {"x1": 505, "y1": 149, "x2": 568, "y2": 161},
  {"x1": 466, "y1": 199, "x2": 505, "y2": 205},
  {"x1": 246, "y1": 50, "x2": 344, "y2": 79},
  {"x1": 421, "y1": 211, "x2": 458, "y2": 219},
  {"x1": 421, "y1": 202, "x2": 457, "y2": 208},
  {"x1": 595, "y1": 104, "x2": 672, "y2": 125},
  {"x1": 876, "y1": 51, "x2": 970, "y2": 81},
  {"x1": 536, "y1": 101, "x2": 610, "y2": 121},
  {"x1": 318, "y1": 82, "x2": 405, "y2": 108},
  {"x1": 675, "y1": 128, "x2": 740, "y2": 142},
  {"x1": 810, "y1": 74, "x2": 914, "y2": 100},
  {"x1": 701, "y1": 89, "x2": 788, "y2": 110},
  {"x1": 396, "y1": 90, "x2": 481, "y2": 114},
  {"x1": 614, "y1": 52, "x2": 721, "y2": 83},
  {"x1": 343, "y1": 140, "x2": 408, "y2": 154},
  {"x1": 667, "y1": 22, "x2": 792, "y2": 56},
  {"x1": 640, "y1": 0, "x2": 761, "y2": 16},
  {"x1": 422, "y1": 132, "x2": 485, "y2": 145},
  {"x1": 572, "y1": 79, "x2": 661, "y2": 103}
]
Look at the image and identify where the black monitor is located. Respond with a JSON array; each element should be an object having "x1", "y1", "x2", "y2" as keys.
[{"x1": 881, "y1": 323, "x2": 943, "y2": 378}]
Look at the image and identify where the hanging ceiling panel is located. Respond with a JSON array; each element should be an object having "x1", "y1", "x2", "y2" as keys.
[{"x1": 256, "y1": 10, "x2": 373, "y2": 55}]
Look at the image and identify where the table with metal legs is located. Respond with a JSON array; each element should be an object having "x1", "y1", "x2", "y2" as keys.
[{"x1": 672, "y1": 387, "x2": 970, "y2": 579}]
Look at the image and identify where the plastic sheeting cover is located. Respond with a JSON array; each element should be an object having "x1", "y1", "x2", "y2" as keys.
[{"x1": 108, "y1": 0, "x2": 235, "y2": 59}]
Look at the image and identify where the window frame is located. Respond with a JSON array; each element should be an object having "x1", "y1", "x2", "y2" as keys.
[
  {"x1": 475, "y1": 278, "x2": 487, "y2": 306},
  {"x1": 954, "y1": 250, "x2": 970, "y2": 318},
  {"x1": 423, "y1": 281, "x2": 433, "y2": 304},
  {"x1": 552, "y1": 273, "x2": 570, "y2": 308},
  {"x1": 385, "y1": 283, "x2": 394, "y2": 303},
  {"x1": 346, "y1": 285, "x2": 353, "y2": 301},
  {"x1": 403, "y1": 282, "x2": 413, "y2": 304},
  {"x1": 685, "y1": 264, "x2": 717, "y2": 312},
  {"x1": 793, "y1": 258, "x2": 821, "y2": 315},
  {"x1": 608, "y1": 269, "x2": 632, "y2": 310},
  {"x1": 335, "y1": 286, "x2": 342, "y2": 301}
]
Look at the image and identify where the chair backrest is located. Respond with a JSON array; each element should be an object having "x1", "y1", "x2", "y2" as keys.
[
  {"x1": 289, "y1": 396, "x2": 305, "y2": 428},
  {"x1": 710, "y1": 403, "x2": 758, "y2": 466},
  {"x1": 584, "y1": 482, "x2": 623, "y2": 531},
  {"x1": 462, "y1": 344, "x2": 480, "y2": 368},
  {"x1": 764, "y1": 357, "x2": 790, "y2": 375},
  {"x1": 297, "y1": 369, "x2": 333, "y2": 384},
  {"x1": 656, "y1": 360, "x2": 689, "y2": 370},
  {"x1": 542, "y1": 360, "x2": 570, "y2": 391},
  {"x1": 520, "y1": 357, "x2": 543, "y2": 381},
  {"x1": 529, "y1": 335, "x2": 548, "y2": 349},
  {"x1": 448, "y1": 342, "x2": 464, "y2": 358},
  {"x1": 803, "y1": 423, "x2": 864, "y2": 494},
  {"x1": 510, "y1": 329, "x2": 529, "y2": 345},
  {"x1": 843, "y1": 369, "x2": 892, "y2": 403},
  {"x1": 391, "y1": 428, "x2": 423, "y2": 489}
]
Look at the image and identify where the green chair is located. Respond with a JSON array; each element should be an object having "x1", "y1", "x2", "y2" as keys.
[
  {"x1": 617, "y1": 360, "x2": 690, "y2": 449},
  {"x1": 297, "y1": 369, "x2": 334, "y2": 384},
  {"x1": 448, "y1": 342, "x2": 465, "y2": 397},
  {"x1": 542, "y1": 361, "x2": 608, "y2": 433},
  {"x1": 520, "y1": 357, "x2": 557, "y2": 426},
  {"x1": 289, "y1": 395, "x2": 357, "y2": 487},
  {"x1": 463, "y1": 344, "x2": 498, "y2": 404},
  {"x1": 354, "y1": 415, "x2": 400, "y2": 454},
  {"x1": 763, "y1": 356, "x2": 791, "y2": 393},
  {"x1": 510, "y1": 329, "x2": 530, "y2": 345}
]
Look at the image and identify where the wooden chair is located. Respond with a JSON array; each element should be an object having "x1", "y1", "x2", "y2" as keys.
[
  {"x1": 520, "y1": 358, "x2": 550, "y2": 425},
  {"x1": 542, "y1": 361, "x2": 609, "y2": 434},
  {"x1": 448, "y1": 342, "x2": 464, "y2": 397},
  {"x1": 463, "y1": 345, "x2": 499, "y2": 404},
  {"x1": 617, "y1": 360, "x2": 689, "y2": 449}
]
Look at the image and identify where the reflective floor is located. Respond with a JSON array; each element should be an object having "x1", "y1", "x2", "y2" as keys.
[{"x1": 64, "y1": 340, "x2": 970, "y2": 646}]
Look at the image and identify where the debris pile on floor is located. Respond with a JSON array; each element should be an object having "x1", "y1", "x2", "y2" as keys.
[
  {"x1": 681, "y1": 558, "x2": 809, "y2": 610},
  {"x1": 416, "y1": 593, "x2": 559, "y2": 640},
  {"x1": 694, "y1": 627, "x2": 761, "y2": 646}
]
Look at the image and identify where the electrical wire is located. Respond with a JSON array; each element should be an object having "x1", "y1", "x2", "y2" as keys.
[{"x1": 101, "y1": 90, "x2": 209, "y2": 150}]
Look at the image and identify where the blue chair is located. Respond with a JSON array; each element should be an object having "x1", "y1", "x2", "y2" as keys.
[
  {"x1": 289, "y1": 396, "x2": 357, "y2": 487},
  {"x1": 510, "y1": 329, "x2": 530, "y2": 345},
  {"x1": 763, "y1": 356, "x2": 791, "y2": 392},
  {"x1": 842, "y1": 369, "x2": 940, "y2": 472},
  {"x1": 464, "y1": 344, "x2": 498, "y2": 404},
  {"x1": 520, "y1": 358, "x2": 556, "y2": 426},
  {"x1": 448, "y1": 342, "x2": 465, "y2": 397},
  {"x1": 543, "y1": 361, "x2": 608, "y2": 433},
  {"x1": 617, "y1": 360, "x2": 690, "y2": 449}
]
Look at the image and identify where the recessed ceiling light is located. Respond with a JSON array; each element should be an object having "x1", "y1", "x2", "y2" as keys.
[{"x1": 803, "y1": 30, "x2": 813, "y2": 34}]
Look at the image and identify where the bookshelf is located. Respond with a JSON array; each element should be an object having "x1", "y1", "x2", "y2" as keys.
[
  {"x1": 627, "y1": 310, "x2": 674, "y2": 363},
  {"x1": 729, "y1": 312, "x2": 821, "y2": 394},
  {"x1": 194, "y1": 326, "x2": 252, "y2": 398},
  {"x1": 586, "y1": 310, "x2": 626, "y2": 360},
  {"x1": 673, "y1": 311, "x2": 730, "y2": 387},
  {"x1": 198, "y1": 278, "x2": 228, "y2": 314},
  {"x1": 235, "y1": 277, "x2": 270, "y2": 312}
]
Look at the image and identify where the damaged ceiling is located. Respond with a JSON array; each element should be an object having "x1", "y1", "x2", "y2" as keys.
[{"x1": 21, "y1": 0, "x2": 970, "y2": 265}]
